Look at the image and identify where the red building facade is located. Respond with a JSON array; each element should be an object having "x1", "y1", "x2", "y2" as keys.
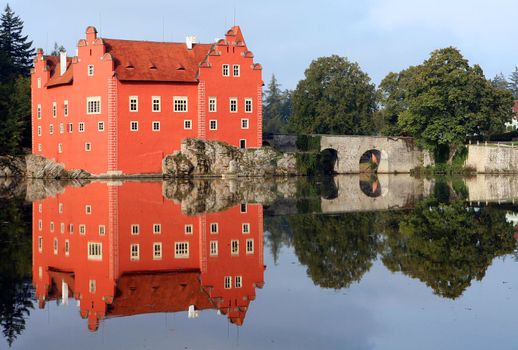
[
  {"x1": 31, "y1": 26, "x2": 263, "y2": 175},
  {"x1": 32, "y1": 181, "x2": 265, "y2": 330}
]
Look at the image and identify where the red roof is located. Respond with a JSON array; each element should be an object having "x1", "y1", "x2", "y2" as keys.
[
  {"x1": 513, "y1": 100, "x2": 518, "y2": 120},
  {"x1": 45, "y1": 56, "x2": 74, "y2": 87},
  {"x1": 104, "y1": 39, "x2": 213, "y2": 82}
]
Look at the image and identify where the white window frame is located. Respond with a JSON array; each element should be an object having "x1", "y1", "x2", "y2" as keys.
[
  {"x1": 37, "y1": 77, "x2": 41, "y2": 89},
  {"x1": 235, "y1": 276, "x2": 242, "y2": 288},
  {"x1": 85, "y1": 205, "x2": 92, "y2": 215},
  {"x1": 230, "y1": 98, "x2": 238, "y2": 113},
  {"x1": 50, "y1": 221, "x2": 54, "y2": 232},
  {"x1": 68, "y1": 123, "x2": 73, "y2": 133},
  {"x1": 153, "y1": 224, "x2": 161, "y2": 234},
  {"x1": 87, "y1": 64, "x2": 94, "y2": 76},
  {"x1": 89, "y1": 280, "x2": 96, "y2": 293},
  {"x1": 59, "y1": 123, "x2": 64, "y2": 134},
  {"x1": 245, "y1": 98, "x2": 253, "y2": 113},
  {"x1": 240, "y1": 203, "x2": 247, "y2": 213},
  {"x1": 130, "y1": 121, "x2": 139, "y2": 132},
  {"x1": 79, "y1": 224, "x2": 86, "y2": 235},
  {"x1": 210, "y1": 240, "x2": 218, "y2": 256},
  {"x1": 241, "y1": 118, "x2": 249, "y2": 129},
  {"x1": 85, "y1": 142, "x2": 92, "y2": 151},
  {"x1": 37, "y1": 126, "x2": 42, "y2": 136},
  {"x1": 222, "y1": 64, "x2": 230, "y2": 77},
  {"x1": 52, "y1": 102, "x2": 57, "y2": 118},
  {"x1": 38, "y1": 143, "x2": 42, "y2": 152},
  {"x1": 53, "y1": 238, "x2": 58, "y2": 255},
  {"x1": 78, "y1": 122, "x2": 85, "y2": 132},
  {"x1": 87, "y1": 242, "x2": 102, "y2": 261},
  {"x1": 153, "y1": 242, "x2": 162, "y2": 260},
  {"x1": 49, "y1": 124, "x2": 54, "y2": 134},
  {"x1": 175, "y1": 241, "x2": 190, "y2": 258},
  {"x1": 209, "y1": 120, "x2": 217, "y2": 130},
  {"x1": 131, "y1": 224, "x2": 140, "y2": 235},
  {"x1": 231, "y1": 240, "x2": 239, "y2": 255},
  {"x1": 65, "y1": 239, "x2": 70, "y2": 256},
  {"x1": 209, "y1": 97, "x2": 217, "y2": 112},
  {"x1": 246, "y1": 239, "x2": 254, "y2": 254},
  {"x1": 173, "y1": 96, "x2": 188, "y2": 112},
  {"x1": 38, "y1": 236, "x2": 43, "y2": 252},
  {"x1": 184, "y1": 120, "x2": 192, "y2": 130},
  {"x1": 64, "y1": 100, "x2": 69, "y2": 116},
  {"x1": 60, "y1": 222, "x2": 65, "y2": 233},
  {"x1": 37, "y1": 104, "x2": 41, "y2": 119},
  {"x1": 233, "y1": 64, "x2": 240, "y2": 77},
  {"x1": 152, "y1": 121, "x2": 160, "y2": 132},
  {"x1": 38, "y1": 219, "x2": 42, "y2": 231},
  {"x1": 98, "y1": 225, "x2": 105, "y2": 236},
  {"x1": 240, "y1": 139, "x2": 246, "y2": 149},
  {"x1": 58, "y1": 143, "x2": 63, "y2": 153},
  {"x1": 129, "y1": 96, "x2": 138, "y2": 112},
  {"x1": 98, "y1": 121, "x2": 105, "y2": 132},
  {"x1": 86, "y1": 96, "x2": 101, "y2": 115},
  {"x1": 224, "y1": 276, "x2": 232, "y2": 289},
  {"x1": 210, "y1": 223, "x2": 218, "y2": 234},
  {"x1": 184, "y1": 224, "x2": 193, "y2": 234},
  {"x1": 242, "y1": 223, "x2": 250, "y2": 234},
  {"x1": 152, "y1": 96, "x2": 161, "y2": 112},
  {"x1": 130, "y1": 243, "x2": 140, "y2": 261}
]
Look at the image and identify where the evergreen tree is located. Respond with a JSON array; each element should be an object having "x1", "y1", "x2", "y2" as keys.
[
  {"x1": 50, "y1": 42, "x2": 65, "y2": 56},
  {"x1": 508, "y1": 67, "x2": 518, "y2": 99},
  {"x1": 263, "y1": 74, "x2": 291, "y2": 134},
  {"x1": 491, "y1": 73, "x2": 510, "y2": 92},
  {"x1": 0, "y1": 4, "x2": 34, "y2": 76}
]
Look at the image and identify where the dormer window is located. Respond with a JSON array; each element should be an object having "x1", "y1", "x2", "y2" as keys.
[{"x1": 87, "y1": 65, "x2": 94, "y2": 76}]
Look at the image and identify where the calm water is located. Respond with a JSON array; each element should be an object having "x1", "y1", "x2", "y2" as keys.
[{"x1": 1, "y1": 175, "x2": 518, "y2": 349}]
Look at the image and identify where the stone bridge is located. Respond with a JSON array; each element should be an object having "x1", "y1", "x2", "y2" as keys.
[{"x1": 265, "y1": 134, "x2": 431, "y2": 174}]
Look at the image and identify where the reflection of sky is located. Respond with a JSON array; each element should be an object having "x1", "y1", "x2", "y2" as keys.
[{"x1": 5, "y1": 249, "x2": 518, "y2": 349}]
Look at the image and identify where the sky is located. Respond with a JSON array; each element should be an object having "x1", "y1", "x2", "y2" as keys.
[{"x1": 6, "y1": 0, "x2": 518, "y2": 89}]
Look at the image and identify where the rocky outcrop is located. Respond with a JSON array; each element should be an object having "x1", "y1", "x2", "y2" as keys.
[
  {"x1": 26, "y1": 154, "x2": 91, "y2": 179},
  {"x1": 163, "y1": 177, "x2": 298, "y2": 215},
  {"x1": 163, "y1": 138, "x2": 299, "y2": 178},
  {"x1": 0, "y1": 156, "x2": 26, "y2": 178}
]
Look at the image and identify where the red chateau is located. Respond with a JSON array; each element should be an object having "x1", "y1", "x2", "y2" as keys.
[
  {"x1": 31, "y1": 26, "x2": 263, "y2": 176},
  {"x1": 32, "y1": 182, "x2": 265, "y2": 331}
]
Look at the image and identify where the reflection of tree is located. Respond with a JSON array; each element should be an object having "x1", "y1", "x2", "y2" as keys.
[
  {"x1": 0, "y1": 198, "x2": 33, "y2": 346},
  {"x1": 290, "y1": 213, "x2": 381, "y2": 289},
  {"x1": 382, "y1": 198, "x2": 516, "y2": 299},
  {"x1": 264, "y1": 216, "x2": 293, "y2": 265}
]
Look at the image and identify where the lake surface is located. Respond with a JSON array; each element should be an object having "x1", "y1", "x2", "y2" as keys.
[{"x1": 1, "y1": 174, "x2": 518, "y2": 349}]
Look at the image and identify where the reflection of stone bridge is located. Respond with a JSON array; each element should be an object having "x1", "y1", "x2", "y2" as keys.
[{"x1": 265, "y1": 134, "x2": 430, "y2": 174}]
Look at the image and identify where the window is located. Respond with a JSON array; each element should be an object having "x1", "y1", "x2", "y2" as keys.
[
  {"x1": 65, "y1": 240, "x2": 70, "y2": 256},
  {"x1": 130, "y1": 244, "x2": 140, "y2": 261},
  {"x1": 69, "y1": 224, "x2": 74, "y2": 233},
  {"x1": 88, "y1": 242, "x2": 102, "y2": 260},
  {"x1": 53, "y1": 238, "x2": 58, "y2": 255},
  {"x1": 37, "y1": 104, "x2": 41, "y2": 119},
  {"x1": 85, "y1": 143, "x2": 92, "y2": 151},
  {"x1": 222, "y1": 64, "x2": 229, "y2": 77},
  {"x1": 38, "y1": 236, "x2": 43, "y2": 252},
  {"x1": 184, "y1": 120, "x2": 192, "y2": 130},
  {"x1": 233, "y1": 64, "x2": 240, "y2": 77},
  {"x1": 59, "y1": 123, "x2": 64, "y2": 134},
  {"x1": 78, "y1": 122, "x2": 85, "y2": 132},
  {"x1": 235, "y1": 276, "x2": 242, "y2": 288},
  {"x1": 242, "y1": 223, "x2": 250, "y2": 234},
  {"x1": 231, "y1": 240, "x2": 239, "y2": 255},
  {"x1": 87, "y1": 64, "x2": 94, "y2": 76},
  {"x1": 152, "y1": 121, "x2": 160, "y2": 131},
  {"x1": 152, "y1": 96, "x2": 161, "y2": 112},
  {"x1": 224, "y1": 276, "x2": 232, "y2": 289},
  {"x1": 86, "y1": 97, "x2": 101, "y2": 114},
  {"x1": 79, "y1": 224, "x2": 86, "y2": 235},
  {"x1": 49, "y1": 124, "x2": 54, "y2": 134},
  {"x1": 174, "y1": 96, "x2": 188, "y2": 112},
  {"x1": 130, "y1": 121, "x2": 138, "y2": 131},
  {"x1": 64, "y1": 100, "x2": 69, "y2": 116},
  {"x1": 240, "y1": 139, "x2": 246, "y2": 149},
  {"x1": 53, "y1": 102, "x2": 57, "y2": 117},
  {"x1": 38, "y1": 143, "x2": 42, "y2": 152},
  {"x1": 60, "y1": 223, "x2": 65, "y2": 233},
  {"x1": 175, "y1": 242, "x2": 189, "y2": 258},
  {"x1": 240, "y1": 203, "x2": 247, "y2": 213},
  {"x1": 38, "y1": 219, "x2": 42, "y2": 231},
  {"x1": 68, "y1": 123, "x2": 73, "y2": 133},
  {"x1": 58, "y1": 203, "x2": 63, "y2": 213},
  {"x1": 210, "y1": 240, "x2": 218, "y2": 256},
  {"x1": 245, "y1": 98, "x2": 253, "y2": 113},
  {"x1": 184, "y1": 224, "x2": 193, "y2": 234},
  {"x1": 241, "y1": 119, "x2": 249, "y2": 129},
  {"x1": 129, "y1": 96, "x2": 138, "y2": 112},
  {"x1": 230, "y1": 98, "x2": 237, "y2": 112},
  {"x1": 50, "y1": 221, "x2": 54, "y2": 232},
  {"x1": 153, "y1": 224, "x2": 161, "y2": 234},
  {"x1": 99, "y1": 225, "x2": 105, "y2": 235},
  {"x1": 38, "y1": 204, "x2": 43, "y2": 213},
  {"x1": 210, "y1": 223, "x2": 218, "y2": 234},
  {"x1": 209, "y1": 97, "x2": 217, "y2": 112},
  {"x1": 85, "y1": 205, "x2": 92, "y2": 214},
  {"x1": 131, "y1": 224, "x2": 140, "y2": 235},
  {"x1": 246, "y1": 239, "x2": 254, "y2": 254},
  {"x1": 58, "y1": 143, "x2": 63, "y2": 153},
  {"x1": 37, "y1": 77, "x2": 41, "y2": 89},
  {"x1": 98, "y1": 121, "x2": 104, "y2": 131},
  {"x1": 89, "y1": 280, "x2": 96, "y2": 293},
  {"x1": 153, "y1": 243, "x2": 162, "y2": 260},
  {"x1": 37, "y1": 126, "x2": 42, "y2": 136},
  {"x1": 209, "y1": 120, "x2": 217, "y2": 130}
]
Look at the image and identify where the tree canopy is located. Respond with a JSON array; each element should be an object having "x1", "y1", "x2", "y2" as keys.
[
  {"x1": 289, "y1": 55, "x2": 378, "y2": 135},
  {"x1": 0, "y1": 4, "x2": 34, "y2": 76},
  {"x1": 378, "y1": 47, "x2": 514, "y2": 160},
  {"x1": 263, "y1": 74, "x2": 292, "y2": 134}
]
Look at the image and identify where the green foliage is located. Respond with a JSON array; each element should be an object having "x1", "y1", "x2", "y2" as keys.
[
  {"x1": 378, "y1": 47, "x2": 515, "y2": 161},
  {"x1": 0, "y1": 4, "x2": 34, "y2": 76},
  {"x1": 263, "y1": 74, "x2": 292, "y2": 134},
  {"x1": 295, "y1": 135, "x2": 321, "y2": 152},
  {"x1": 491, "y1": 72, "x2": 510, "y2": 92},
  {"x1": 289, "y1": 55, "x2": 378, "y2": 135},
  {"x1": 508, "y1": 67, "x2": 518, "y2": 99},
  {"x1": 295, "y1": 153, "x2": 321, "y2": 175},
  {"x1": 50, "y1": 42, "x2": 65, "y2": 56}
]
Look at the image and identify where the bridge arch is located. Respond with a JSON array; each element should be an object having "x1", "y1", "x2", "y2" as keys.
[{"x1": 320, "y1": 148, "x2": 338, "y2": 174}]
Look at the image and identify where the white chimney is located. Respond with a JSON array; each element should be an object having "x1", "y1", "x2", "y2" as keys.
[
  {"x1": 60, "y1": 50, "x2": 67, "y2": 76},
  {"x1": 185, "y1": 36, "x2": 199, "y2": 50}
]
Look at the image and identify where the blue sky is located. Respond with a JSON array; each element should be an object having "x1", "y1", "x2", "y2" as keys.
[{"x1": 7, "y1": 0, "x2": 518, "y2": 89}]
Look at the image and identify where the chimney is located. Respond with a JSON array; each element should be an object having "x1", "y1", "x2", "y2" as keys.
[
  {"x1": 185, "y1": 36, "x2": 199, "y2": 50},
  {"x1": 60, "y1": 50, "x2": 67, "y2": 76}
]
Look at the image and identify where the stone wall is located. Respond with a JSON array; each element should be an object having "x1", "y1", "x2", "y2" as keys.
[{"x1": 465, "y1": 144, "x2": 518, "y2": 173}]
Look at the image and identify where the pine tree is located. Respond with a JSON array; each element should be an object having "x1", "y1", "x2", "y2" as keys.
[
  {"x1": 0, "y1": 4, "x2": 34, "y2": 76},
  {"x1": 508, "y1": 67, "x2": 518, "y2": 99},
  {"x1": 50, "y1": 42, "x2": 65, "y2": 56},
  {"x1": 263, "y1": 74, "x2": 291, "y2": 134},
  {"x1": 491, "y1": 73, "x2": 510, "y2": 92}
]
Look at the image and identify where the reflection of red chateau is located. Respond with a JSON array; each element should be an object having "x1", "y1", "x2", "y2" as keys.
[
  {"x1": 32, "y1": 182, "x2": 264, "y2": 331},
  {"x1": 31, "y1": 25, "x2": 262, "y2": 175}
]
